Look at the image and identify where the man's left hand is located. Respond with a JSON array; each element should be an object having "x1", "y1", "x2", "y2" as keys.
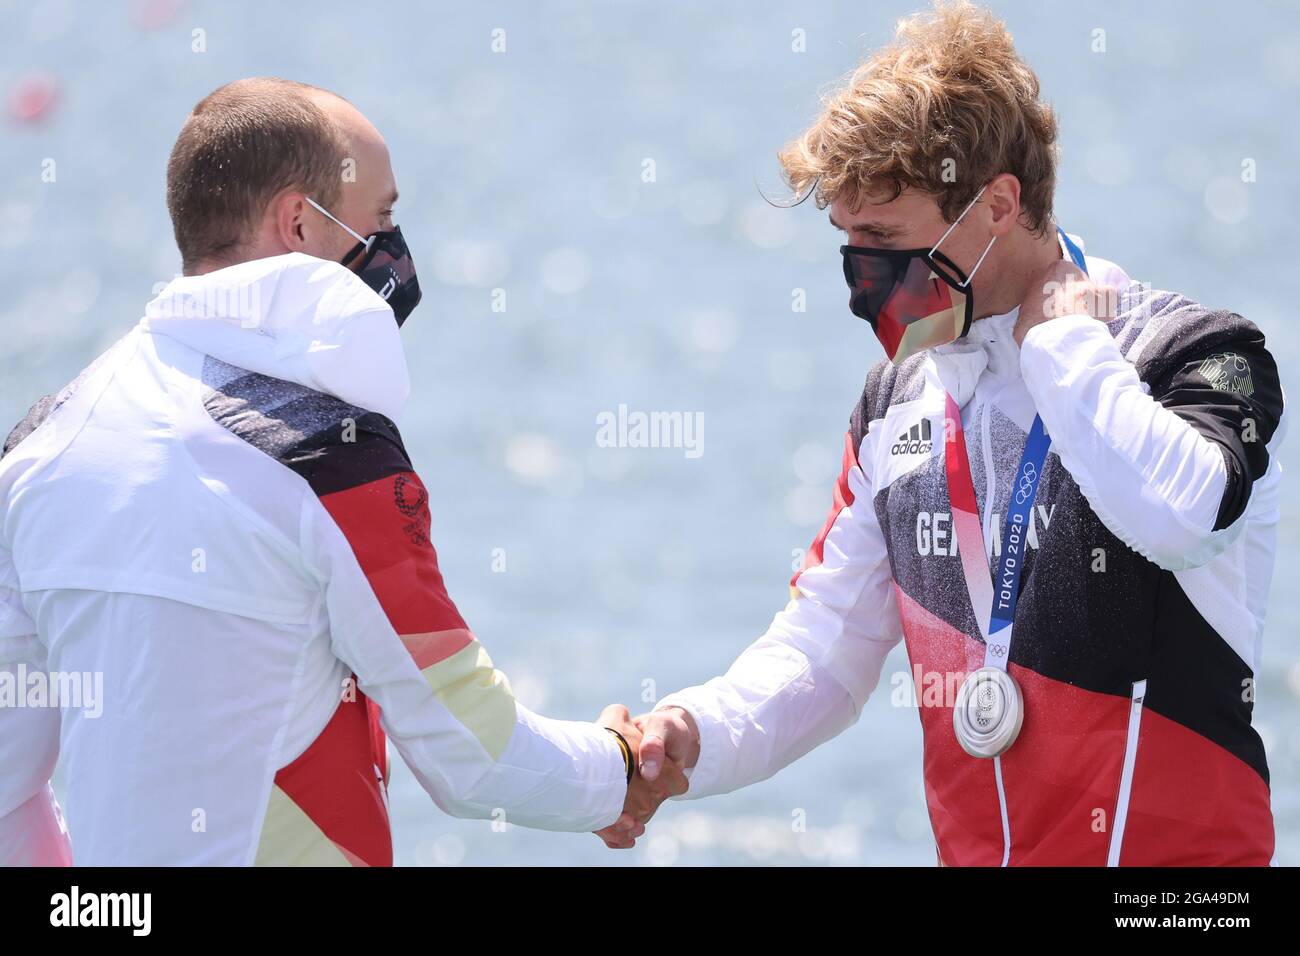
[{"x1": 1014, "y1": 259, "x2": 1116, "y2": 346}]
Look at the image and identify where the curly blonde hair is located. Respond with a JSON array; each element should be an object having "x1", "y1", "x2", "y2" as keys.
[{"x1": 778, "y1": 0, "x2": 1058, "y2": 235}]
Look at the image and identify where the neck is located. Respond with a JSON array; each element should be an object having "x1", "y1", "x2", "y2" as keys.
[
  {"x1": 973, "y1": 224, "x2": 1062, "y2": 320},
  {"x1": 188, "y1": 250, "x2": 253, "y2": 278}
]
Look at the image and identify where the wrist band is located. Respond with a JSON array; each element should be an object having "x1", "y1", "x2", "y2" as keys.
[{"x1": 604, "y1": 728, "x2": 634, "y2": 783}]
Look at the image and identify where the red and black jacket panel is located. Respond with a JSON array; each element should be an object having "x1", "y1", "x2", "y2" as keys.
[{"x1": 202, "y1": 356, "x2": 463, "y2": 866}]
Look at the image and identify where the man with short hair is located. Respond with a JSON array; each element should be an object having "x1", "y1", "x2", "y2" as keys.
[
  {"x1": 0, "y1": 77, "x2": 677, "y2": 865},
  {"x1": 617, "y1": 2, "x2": 1285, "y2": 865}
]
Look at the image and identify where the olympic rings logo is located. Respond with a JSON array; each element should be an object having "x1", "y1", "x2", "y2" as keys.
[{"x1": 1014, "y1": 461, "x2": 1038, "y2": 505}]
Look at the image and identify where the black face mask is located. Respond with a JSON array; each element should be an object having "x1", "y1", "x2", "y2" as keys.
[
  {"x1": 306, "y1": 196, "x2": 422, "y2": 326},
  {"x1": 341, "y1": 227, "x2": 422, "y2": 327},
  {"x1": 840, "y1": 183, "x2": 995, "y2": 365}
]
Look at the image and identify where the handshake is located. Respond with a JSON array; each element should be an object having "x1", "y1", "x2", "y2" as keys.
[{"x1": 593, "y1": 704, "x2": 701, "y2": 849}]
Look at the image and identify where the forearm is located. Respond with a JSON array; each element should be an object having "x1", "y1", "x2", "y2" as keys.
[
  {"x1": 312, "y1": 461, "x2": 628, "y2": 833},
  {"x1": 655, "y1": 622, "x2": 887, "y2": 799},
  {"x1": 365, "y1": 638, "x2": 628, "y2": 832},
  {"x1": 401, "y1": 705, "x2": 628, "y2": 832}
]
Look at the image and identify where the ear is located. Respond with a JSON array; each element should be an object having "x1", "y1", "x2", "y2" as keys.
[
  {"x1": 270, "y1": 190, "x2": 312, "y2": 254},
  {"x1": 984, "y1": 174, "x2": 1022, "y2": 238}
]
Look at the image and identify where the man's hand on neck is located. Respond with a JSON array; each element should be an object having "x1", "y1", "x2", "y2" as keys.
[
  {"x1": 1013, "y1": 254, "x2": 1118, "y2": 346},
  {"x1": 973, "y1": 224, "x2": 1065, "y2": 323}
]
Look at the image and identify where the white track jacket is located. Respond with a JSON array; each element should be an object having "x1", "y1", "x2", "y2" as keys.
[{"x1": 0, "y1": 254, "x2": 628, "y2": 866}]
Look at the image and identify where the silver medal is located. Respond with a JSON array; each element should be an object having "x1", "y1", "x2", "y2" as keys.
[{"x1": 953, "y1": 666, "x2": 1024, "y2": 758}]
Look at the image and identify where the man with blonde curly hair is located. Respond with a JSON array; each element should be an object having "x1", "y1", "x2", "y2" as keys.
[{"x1": 616, "y1": 1, "x2": 1284, "y2": 865}]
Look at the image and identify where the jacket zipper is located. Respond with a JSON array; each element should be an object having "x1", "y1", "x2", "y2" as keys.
[
  {"x1": 981, "y1": 398, "x2": 997, "y2": 556},
  {"x1": 1108, "y1": 678, "x2": 1148, "y2": 866},
  {"x1": 978, "y1": 394, "x2": 1014, "y2": 865}
]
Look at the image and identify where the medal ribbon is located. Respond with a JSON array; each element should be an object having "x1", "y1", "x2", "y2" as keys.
[
  {"x1": 942, "y1": 226, "x2": 1085, "y2": 669},
  {"x1": 943, "y1": 400, "x2": 1050, "y2": 669}
]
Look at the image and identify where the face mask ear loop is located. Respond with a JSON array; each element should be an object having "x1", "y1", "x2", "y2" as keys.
[
  {"x1": 304, "y1": 196, "x2": 374, "y2": 253},
  {"x1": 960, "y1": 235, "x2": 997, "y2": 288},
  {"x1": 928, "y1": 183, "x2": 993, "y2": 286}
]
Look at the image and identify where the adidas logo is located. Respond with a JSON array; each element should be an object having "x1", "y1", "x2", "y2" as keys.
[{"x1": 891, "y1": 418, "x2": 933, "y2": 456}]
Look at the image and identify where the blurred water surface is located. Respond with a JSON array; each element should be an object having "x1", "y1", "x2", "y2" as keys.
[{"x1": 2, "y1": 0, "x2": 1298, "y2": 865}]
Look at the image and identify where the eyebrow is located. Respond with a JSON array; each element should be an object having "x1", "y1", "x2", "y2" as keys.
[
  {"x1": 380, "y1": 189, "x2": 399, "y2": 208},
  {"x1": 828, "y1": 212, "x2": 898, "y2": 236}
]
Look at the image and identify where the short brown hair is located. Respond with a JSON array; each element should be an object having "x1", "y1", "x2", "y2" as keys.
[
  {"x1": 166, "y1": 77, "x2": 349, "y2": 271},
  {"x1": 778, "y1": 1, "x2": 1059, "y2": 234}
]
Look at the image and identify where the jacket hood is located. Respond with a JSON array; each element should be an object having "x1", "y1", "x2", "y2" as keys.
[{"x1": 139, "y1": 253, "x2": 410, "y2": 423}]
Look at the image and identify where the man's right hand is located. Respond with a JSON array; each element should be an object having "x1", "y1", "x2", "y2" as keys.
[
  {"x1": 636, "y1": 706, "x2": 701, "y2": 782},
  {"x1": 593, "y1": 704, "x2": 692, "y2": 849}
]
